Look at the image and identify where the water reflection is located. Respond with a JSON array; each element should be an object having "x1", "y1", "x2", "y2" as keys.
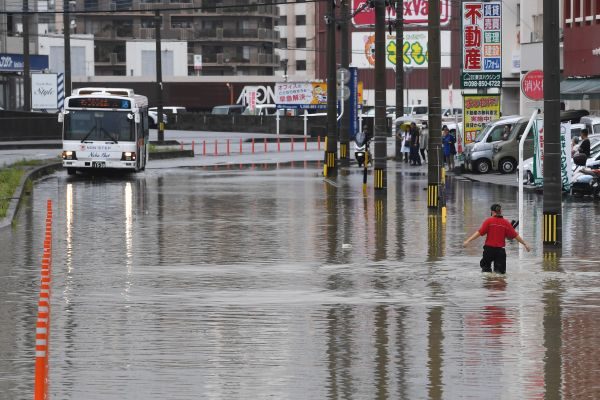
[{"x1": 0, "y1": 163, "x2": 599, "y2": 399}]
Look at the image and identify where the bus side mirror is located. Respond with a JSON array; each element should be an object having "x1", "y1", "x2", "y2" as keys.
[{"x1": 58, "y1": 112, "x2": 64, "y2": 123}]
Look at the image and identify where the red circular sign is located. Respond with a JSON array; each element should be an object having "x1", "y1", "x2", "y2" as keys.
[{"x1": 521, "y1": 70, "x2": 544, "y2": 101}]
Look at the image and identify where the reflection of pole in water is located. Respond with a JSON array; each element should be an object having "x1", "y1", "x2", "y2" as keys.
[
  {"x1": 374, "y1": 305, "x2": 389, "y2": 399},
  {"x1": 394, "y1": 307, "x2": 409, "y2": 399},
  {"x1": 427, "y1": 214, "x2": 446, "y2": 261},
  {"x1": 427, "y1": 305, "x2": 444, "y2": 400},
  {"x1": 325, "y1": 305, "x2": 355, "y2": 399},
  {"x1": 324, "y1": 181, "x2": 339, "y2": 263},
  {"x1": 374, "y1": 193, "x2": 387, "y2": 261},
  {"x1": 542, "y1": 252, "x2": 562, "y2": 400}
]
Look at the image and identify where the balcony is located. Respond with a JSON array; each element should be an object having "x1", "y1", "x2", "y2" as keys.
[
  {"x1": 192, "y1": 27, "x2": 279, "y2": 43},
  {"x1": 205, "y1": 52, "x2": 279, "y2": 67}
]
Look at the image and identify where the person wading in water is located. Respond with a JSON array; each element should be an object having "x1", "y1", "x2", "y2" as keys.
[{"x1": 463, "y1": 204, "x2": 531, "y2": 274}]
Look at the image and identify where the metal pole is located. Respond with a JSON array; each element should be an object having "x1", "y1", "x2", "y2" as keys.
[
  {"x1": 518, "y1": 110, "x2": 538, "y2": 245},
  {"x1": 373, "y1": 0, "x2": 387, "y2": 190},
  {"x1": 427, "y1": 0, "x2": 442, "y2": 209},
  {"x1": 394, "y1": 0, "x2": 404, "y2": 161},
  {"x1": 542, "y1": 0, "x2": 562, "y2": 247},
  {"x1": 23, "y1": 0, "x2": 31, "y2": 111},
  {"x1": 340, "y1": 0, "x2": 350, "y2": 166},
  {"x1": 63, "y1": 0, "x2": 71, "y2": 97},
  {"x1": 325, "y1": 0, "x2": 337, "y2": 177},
  {"x1": 155, "y1": 10, "x2": 164, "y2": 143}
]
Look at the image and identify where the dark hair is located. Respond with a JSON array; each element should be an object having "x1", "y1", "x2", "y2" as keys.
[
  {"x1": 490, "y1": 203, "x2": 502, "y2": 213},
  {"x1": 581, "y1": 128, "x2": 589, "y2": 136},
  {"x1": 442, "y1": 125, "x2": 449, "y2": 131}
]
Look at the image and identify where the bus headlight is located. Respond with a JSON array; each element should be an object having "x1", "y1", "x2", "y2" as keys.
[
  {"x1": 62, "y1": 150, "x2": 77, "y2": 160},
  {"x1": 121, "y1": 151, "x2": 136, "y2": 161}
]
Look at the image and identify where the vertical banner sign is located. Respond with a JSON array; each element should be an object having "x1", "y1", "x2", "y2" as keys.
[
  {"x1": 349, "y1": 67, "x2": 359, "y2": 140},
  {"x1": 534, "y1": 121, "x2": 572, "y2": 190},
  {"x1": 31, "y1": 73, "x2": 58, "y2": 110},
  {"x1": 463, "y1": 94, "x2": 501, "y2": 144},
  {"x1": 461, "y1": 1, "x2": 502, "y2": 88}
]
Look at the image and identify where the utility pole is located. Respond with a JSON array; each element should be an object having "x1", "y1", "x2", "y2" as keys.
[
  {"x1": 394, "y1": 0, "x2": 404, "y2": 160},
  {"x1": 542, "y1": 0, "x2": 562, "y2": 248},
  {"x1": 23, "y1": 0, "x2": 31, "y2": 111},
  {"x1": 339, "y1": 0, "x2": 350, "y2": 167},
  {"x1": 373, "y1": 0, "x2": 386, "y2": 190},
  {"x1": 427, "y1": 0, "x2": 442, "y2": 209},
  {"x1": 154, "y1": 10, "x2": 164, "y2": 143},
  {"x1": 63, "y1": 0, "x2": 72, "y2": 97},
  {"x1": 325, "y1": 0, "x2": 337, "y2": 177}
]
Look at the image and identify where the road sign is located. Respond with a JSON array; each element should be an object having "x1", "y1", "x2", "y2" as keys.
[
  {"x1": 337, "y1": 85, "x2": 350, "y2": 101},
  {"x1": 337, "y1": 68, "x2": 350, "y2": 84},
  {"x1": 521, "y1": 70, "x2": 544, "y2": 101}
]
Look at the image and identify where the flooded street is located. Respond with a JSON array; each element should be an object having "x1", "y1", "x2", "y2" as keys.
[{"x1": 1, "y1": 162, "x2": 599, "y2": 399}]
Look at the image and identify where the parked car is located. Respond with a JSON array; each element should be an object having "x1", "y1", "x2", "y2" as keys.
[
  {"x1": 518, "y1": 126, "x2": 600, "y2": 184},
  {"x1": 581, "y1": 115, "x2": 600, "y2": 135},
  {"x1": 148, "y1": 108, "x2": 169, "y2": 128},
  {"x1": 464, "y1": 116, "x2": 525, "y2": 174},
  {"x1": 211, "y1": 105, "x2": 246, "y2": 115},
  {"x1": 491, "y1": 117, "x2": 536, "y2": 173}
]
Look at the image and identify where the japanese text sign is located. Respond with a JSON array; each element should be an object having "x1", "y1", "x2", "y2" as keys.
[
  {"x1": 461, "y1": 1, "x2": 502, "y2": 88},
  {"x1": 463, "y1": 94, "x2": 501, "y2": 144},
  {"x1": 275, "y1": 82, "x2": 329, "y2": 109},
  {"x1": 351, "y1": 0, "x2": 451, "y2": 27}
]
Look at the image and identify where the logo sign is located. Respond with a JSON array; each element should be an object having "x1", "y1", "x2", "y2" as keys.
[
  {"x1": 461, "y1": 1, "x2": 502, "y2": 88},
  {"x1": 521, "y1": 70, "x2": 544, "y2": 101},
  {"x1": 351, "y1": 0, "x2": 451, "y2": 27},
  {"x1": 31, "y1": 73, "x2": 58, "y2": 110},
  {"x1": 275, "y1": 82, "x2": 363, "y2": 110},
  {"x1": 0, "y1": 53, "x2": 49, "y2": 72},
  {"x1": 462, "y1": 94, "x2": 501, "y2": 144},
  {"x1": 352, "y1": 31, "x2": 451, "y2": 69}
]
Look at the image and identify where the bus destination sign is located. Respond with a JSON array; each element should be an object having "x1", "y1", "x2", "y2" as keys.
[{"x1": 68, "y1": 97, "x2": 131, "y2": 109}]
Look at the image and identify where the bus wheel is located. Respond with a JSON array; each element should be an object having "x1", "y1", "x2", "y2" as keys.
[{"x1": 67, "y1": 168, "x2": 76, "y2": 175}]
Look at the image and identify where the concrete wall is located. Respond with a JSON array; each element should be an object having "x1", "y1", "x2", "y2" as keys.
[
  {"x1": 126, "y1": 41, "x2": 188, "y2": 77},
  {"x1": 37, "y1": 34, "x2": 95, "y2": 77}
]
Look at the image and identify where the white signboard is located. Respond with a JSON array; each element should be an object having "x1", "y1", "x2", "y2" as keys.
[
  {"x1": 31, "y1": 73, "x2": 58, "y2": 110},
  {"x1": 193, "y1": 54, "x2": 202, "y2": 70},
  {"x1": 351, "y1": 31, "x2": 451, "y2": 69},
  {"x1": 461, "y1": 1, "x2": 502, "y2": 88},
  {"x1": 275, "y1": 82, "x2": 328, "y2": 109}
]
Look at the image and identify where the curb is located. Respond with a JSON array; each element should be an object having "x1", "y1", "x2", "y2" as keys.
[
  {"x1": 0, "y1": 161, "x2": 62, "y2": 230},
  {"x1": 149, "y1": 150, "x2": 194, "y2": 160}
]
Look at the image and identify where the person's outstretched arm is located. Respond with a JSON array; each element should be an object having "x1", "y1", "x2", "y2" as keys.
[
  {"x1": 515, "y1": 235, "x2": 531, "y2": 252},
  {"x1": 463, "y1": 231, "x2": 481, "y2": 247}
]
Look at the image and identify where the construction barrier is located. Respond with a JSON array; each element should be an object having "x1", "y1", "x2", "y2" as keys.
[{"x1": 34, "y1": 200, "x2": 53, "y2": 400}]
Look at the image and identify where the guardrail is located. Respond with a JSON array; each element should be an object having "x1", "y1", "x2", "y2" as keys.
[{"x1": 34, "y1": 200, "x2": 53, "y2": 400}]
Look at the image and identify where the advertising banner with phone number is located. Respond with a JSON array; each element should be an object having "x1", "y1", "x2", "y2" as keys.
[{"x1": 463, "y1": 94, "x2": 501, "y2": 144}]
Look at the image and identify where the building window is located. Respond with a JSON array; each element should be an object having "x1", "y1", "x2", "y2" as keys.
[
  {"x1": 280, "y1": 38, "x2": 287, "y2": 49},
  {"x1": 295, "y1": 15, "x2": 306, "y2": 26},
  {"x1": 296, "y1": 60, "x2": 306, "y2": 71},
  {"x1": 171, "y1": 17, "x2": 193, "y2": 28},
  {"x1": 565, "y1": 0, "x2": 571, "y2": 21},
  {"x1": 296, "y1": 37, "x2": 306, "y2": 48},
  {"x1": 516, "y1": 4, "x2": 520, "y2": 26},
  {"x1": 279, "y1": 15, "x2": 287, "y2": 25}
]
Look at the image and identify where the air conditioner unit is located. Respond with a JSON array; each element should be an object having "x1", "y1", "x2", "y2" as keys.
[{"x1": 216, "y1": 27, "x2": 223, "y2": 39}]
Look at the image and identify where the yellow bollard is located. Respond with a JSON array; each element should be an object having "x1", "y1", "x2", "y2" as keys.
[{"x1": 442, "y1": 206, "x2": 447, "y2": 223}]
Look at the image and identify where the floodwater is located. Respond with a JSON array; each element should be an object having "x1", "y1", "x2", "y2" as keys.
[{"x1": 1, "y1": 162, "x2": 599, "y2": 399}]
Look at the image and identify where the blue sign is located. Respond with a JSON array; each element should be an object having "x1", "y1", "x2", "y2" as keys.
[
  {"x1": 349, "y1": 67, "x2": 359, "y2": 140},
  {"x1": 0, "y1": 53, "x2": 49, "y2": 72}
]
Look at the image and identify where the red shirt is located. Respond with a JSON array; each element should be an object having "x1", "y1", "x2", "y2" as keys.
[{"x1": 478, "y1": 216, "x2": 518, "y2": 248}]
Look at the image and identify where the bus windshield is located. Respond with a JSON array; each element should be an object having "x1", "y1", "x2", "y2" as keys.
[{"x1": 65, "y1": 110, "x2": 134, "y2": 142}]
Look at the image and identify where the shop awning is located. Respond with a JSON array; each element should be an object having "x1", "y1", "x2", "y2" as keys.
[{"x1": 561, "y1": 78, "x2": 600, "y2": 99}]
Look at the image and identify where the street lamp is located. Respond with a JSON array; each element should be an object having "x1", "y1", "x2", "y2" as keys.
[{"x1": 225, "y1": 83, "x2": 233, "y2": 105}]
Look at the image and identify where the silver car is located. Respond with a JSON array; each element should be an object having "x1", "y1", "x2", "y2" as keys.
[{"x1": 464, "y1": 116, "x2": 523, "y2": 174}]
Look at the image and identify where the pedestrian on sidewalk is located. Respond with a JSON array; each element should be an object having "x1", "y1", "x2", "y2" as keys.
[
  {"x1": 442, "y1": 125, "x2": 456, "y2": 171},
  {"x1": 409, "y1": 122, "x2": 421, "y2": 166},
  {"x1": 419, "y1": 126, "x2": 428, "y2": 163},
  {"x1": 463, "y1": 203, "x2": 531, "y2": 274},
  {"x1": 398, "y1": 125, "x2": 411, "y2": 163}
]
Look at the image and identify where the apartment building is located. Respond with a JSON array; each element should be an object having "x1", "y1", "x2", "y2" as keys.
[
  {"x1": 275, "y1": 0, "x2": 316, "y2": 81},
  {"x1": 70, "y1": 0, "x2": 280, "y2": 76}
]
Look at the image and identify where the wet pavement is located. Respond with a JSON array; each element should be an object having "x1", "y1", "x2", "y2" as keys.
[{"x1": 1, "y1": 158, "x2": 599, "y2": 399}]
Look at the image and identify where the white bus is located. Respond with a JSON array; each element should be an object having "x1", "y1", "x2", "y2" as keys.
[{"x1": 60, "y1": 87, "x2": 149, "y2": 175}]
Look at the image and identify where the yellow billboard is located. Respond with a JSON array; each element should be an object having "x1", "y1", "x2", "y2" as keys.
[{"x1": 463, "y1": 94, "x2": 501, "y2": 144}]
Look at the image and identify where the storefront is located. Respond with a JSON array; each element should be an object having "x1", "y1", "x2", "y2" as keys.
[{"x1": 0, "y1": 53, "x2": 49, "y2": 110}]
